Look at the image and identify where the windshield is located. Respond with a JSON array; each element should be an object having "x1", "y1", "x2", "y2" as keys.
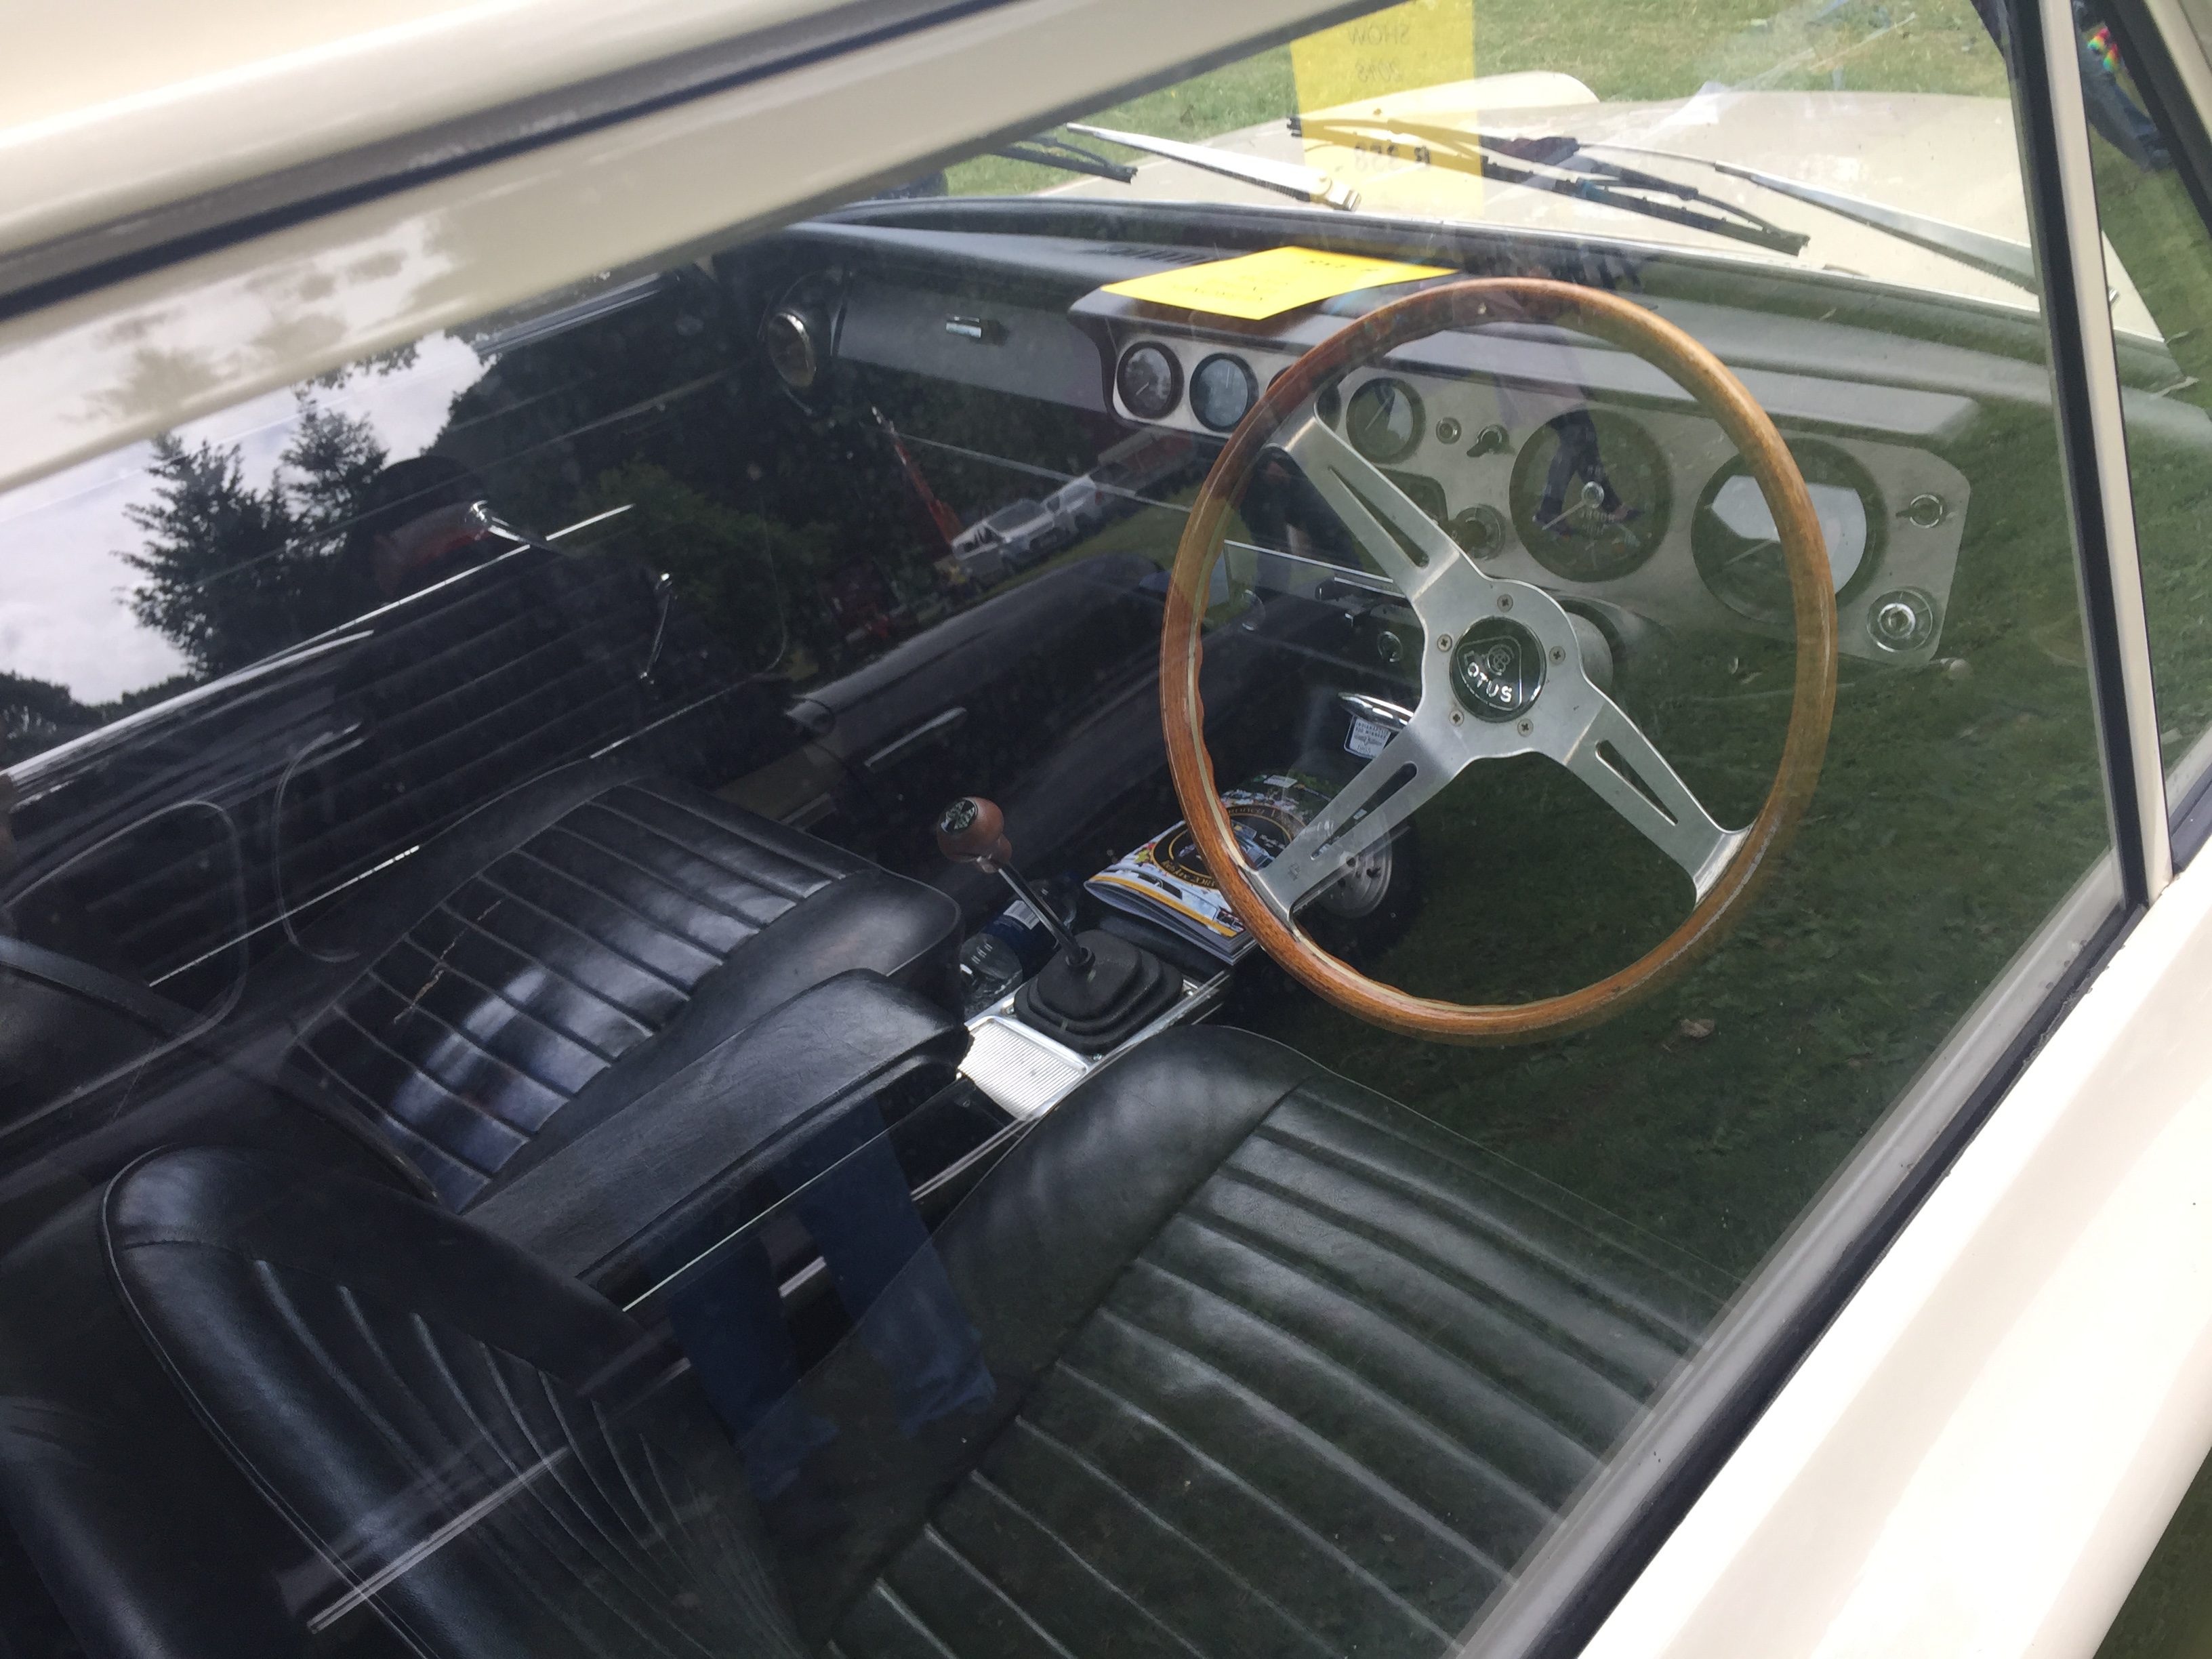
[
  {"x1": 0, "y1": 3, "x2": 2184, "y2": 1658},
  {"x1": 934, "y1": 5, "x2": 2159, "y2": 335}
]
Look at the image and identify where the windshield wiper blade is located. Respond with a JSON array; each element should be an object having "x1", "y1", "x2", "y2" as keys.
[
  {"x1": 1292, "y1": 115, "x2": 1809, "y2": 257},
  {"x1": 1584, "y1": 141, "x2": 2039, "y2": 293},
  {"x1": 1065, "y1": 122, "x2": 1362, "y2": 211},
  {"x1": 993, "y1": 135, "x2": 1137, "y2": 184}
]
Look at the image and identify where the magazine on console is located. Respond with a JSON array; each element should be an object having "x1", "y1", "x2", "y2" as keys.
[{"x1": 1085, "y1": 773, "x2": 1336, "y2": 963}]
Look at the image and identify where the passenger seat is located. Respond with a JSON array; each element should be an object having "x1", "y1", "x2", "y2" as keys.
[{"x1": 244, "y1": 758, "x2": 967, "y2": 1296}]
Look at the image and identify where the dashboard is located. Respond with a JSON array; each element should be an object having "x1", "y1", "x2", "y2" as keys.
[
  {"x1": 1088, "y1": 306, "x2": 1970, "y2": 665},
  {"x1": 767, "y1": 217, "x2": 1986, "y2": 670}
]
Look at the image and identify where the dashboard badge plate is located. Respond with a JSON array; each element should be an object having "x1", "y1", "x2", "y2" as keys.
[{"x1": 1345, "y1": 715, "x2": 1394, "y2": 759}]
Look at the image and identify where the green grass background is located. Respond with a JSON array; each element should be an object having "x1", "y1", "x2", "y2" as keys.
[
  {"x1": 952, "y1": 16, "x2": 2212, "y2": 1639},
  {"x1": 944, "y1": 0, "x2": 2211, "y2": 1280},
  {"x1": 948, "y1": 0, "x2": 2011, "y2": 195}
]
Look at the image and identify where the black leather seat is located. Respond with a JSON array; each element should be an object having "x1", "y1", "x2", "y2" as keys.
[
  {"x1": 787, "y1": 1030, "x2": 1725, "y2": 1656},
  {"x1": 0, "y1": 1029, "x2": 1723, "y2": 1658},
  {"x1": 0, "y1": 754, "x2": 964, "y2": 1303},
  {"x1": 0, "y1": 1144, "x2": 800, "y2": 1659},
  {"x1": 269, "y1": 759, "x2": 963, "y2": 1214}
]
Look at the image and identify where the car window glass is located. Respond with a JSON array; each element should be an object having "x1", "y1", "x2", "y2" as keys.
[
  {"x1": 2066, "y1": 3, "x2": 2212, "y2": 846},
  {"x1": 0, "y1": 3, "x2": 2125, "y2": 1656}
]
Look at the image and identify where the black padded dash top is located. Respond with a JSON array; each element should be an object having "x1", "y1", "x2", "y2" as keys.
[{"x1": 287, "y1": 768, "x2": 961, "y2": 1208}]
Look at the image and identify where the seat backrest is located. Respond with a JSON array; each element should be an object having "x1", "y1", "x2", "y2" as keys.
[
  {"x1": 285, "y1": 768, "x2": 927, "y2": 1208},
  {"x1": 1, "y1": 547, "x2": 695, "y2": 1006},
  {"x1": 0, "y1": 1146, "x2": 804, "y2": 1659},
  {"x1": 774, "y1": 1029, "x2": 1730, "y2": 1652}
]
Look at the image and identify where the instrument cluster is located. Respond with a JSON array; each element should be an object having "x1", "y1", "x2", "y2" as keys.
[{"x1": 1106, "y1": 331, "x2": 1969, "y2": 665}]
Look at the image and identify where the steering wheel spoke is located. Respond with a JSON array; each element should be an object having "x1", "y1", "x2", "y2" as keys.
[
  {"x1": 1557, "y1": 693, "x2": 1745, "y2": 899},
  {"x1": 1282, "y1": 416, "x2": 1481, "y2": 613},
  {"x1": 1252, "y1": 719, "x2": 1456, "y2": 919}
]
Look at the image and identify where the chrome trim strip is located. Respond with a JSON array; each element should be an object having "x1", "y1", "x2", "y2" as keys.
[
  {"x1": 2140, "y1": 0, "x2": 2212, "y2": 134},
  {"x1": 2018, "y1": 0, "x2": 2173, "y2": 905},
  {"x1": 2041, "y1": 0, "x2": 2173, "y2": 897},
  {"x1": 2114, "y1": 0, "x2": 2212, "y2": 863}
]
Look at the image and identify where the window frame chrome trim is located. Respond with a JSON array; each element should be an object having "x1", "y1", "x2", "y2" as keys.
[
  {"x1": 2013, "y1": 0, "x2": 2173, "y2": 906},
  {"x1": 2103, "y1": 0, "x2": 2212, "y2": 861}
]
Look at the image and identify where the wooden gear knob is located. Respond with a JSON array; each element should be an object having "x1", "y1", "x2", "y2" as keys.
[{"x1": 937, "y1": 796, "x2": 1012, "y2": 872}]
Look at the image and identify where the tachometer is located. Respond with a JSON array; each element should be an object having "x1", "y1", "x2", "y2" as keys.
[
  {"x1": 1508, "y1": 409, "x2": 1671, "y2": 583},
  {"x1": 1692, "y1": 441, "x2": 1881, "y2": 624}
]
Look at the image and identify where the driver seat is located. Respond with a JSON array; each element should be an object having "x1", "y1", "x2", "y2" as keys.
[{"x1": 0, "y1": 1029, "x2": 1723, "y2": 1658}]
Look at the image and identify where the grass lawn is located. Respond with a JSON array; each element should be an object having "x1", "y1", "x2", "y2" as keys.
[
  {"x1": 946, "y1": 0, "x2": 2010, "y2": 198},
  {"x1": 930, "y1": 1, "x2": 2212, "y2": 1286}
]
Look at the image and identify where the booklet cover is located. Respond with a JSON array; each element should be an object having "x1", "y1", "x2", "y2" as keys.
[{"x1": 1086, "y1": 773, "x2": 1336, "y2": 961}]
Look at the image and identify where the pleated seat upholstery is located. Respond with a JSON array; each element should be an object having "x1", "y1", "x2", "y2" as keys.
[
  {"x1": 807, "y1": 1031, "x2": 1726, "y2": 1659},
  {"x1": 284, "y1": 765, "x2": 962, "y2": 1210},
  {"x1": 0, "y1": 1029, "x2": 1726, "y2": 1659},
  {"x1": 0, "y1": 1145, "x2": 812, "y2": 1659}
]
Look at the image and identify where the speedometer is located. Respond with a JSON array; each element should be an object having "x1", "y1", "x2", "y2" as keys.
[
  {"x1": 1508, "y1": 410, "x2": 1671, "y2": 583},
  {"x1": 1692, "y1": 441, "x2": 1881, "y2": 624}
]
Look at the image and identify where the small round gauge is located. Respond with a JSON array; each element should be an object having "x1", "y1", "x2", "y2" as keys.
[
  {"x1": 761, "y1": 308, "x2": 821, "y2": 391},
  {"x1": 1345, "y1": 377, "x2": 1425, "y2": 464},
  {"x1": 1190, "y1": 354, "x2": 1258, "y2": 432},
  {"x1": 1691, "y1": 441, "x2": 1883, "y2": 626},
  {"x1": 1507, "y1": 410, "x2": 1673, "y2": 583},
  {"x1": 1116, "y1": 342, "x2": 1183, "y2": 420}
]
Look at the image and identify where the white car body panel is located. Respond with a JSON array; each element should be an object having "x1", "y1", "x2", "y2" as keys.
[
  {"x1": 0, "y1": 0, "x2": 840, "y2": 260},
  {"x1": 0, "y1": 0, "x2": 1361, "y2": 497},
  {"x1": 5, "y1": 2, "x2": 2212, "y2": 1655},
  {"x1": 1580, "y1": 834, "x2": 2212, "y2": 1658}
]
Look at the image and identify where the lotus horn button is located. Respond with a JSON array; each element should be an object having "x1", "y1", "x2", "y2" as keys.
[{"x1": 1451, "y1": 617, "x2": 1546, "y2": 722}]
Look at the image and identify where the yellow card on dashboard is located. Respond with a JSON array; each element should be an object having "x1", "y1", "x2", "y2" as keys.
[{"x1": 1100, "y1": 247, "x2": 1452, "y2": 322}]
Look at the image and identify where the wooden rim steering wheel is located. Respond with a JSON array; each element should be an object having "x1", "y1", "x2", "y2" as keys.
[{"x1": 1160, "y1": 276, "x2": 1839, "y2": 1043}]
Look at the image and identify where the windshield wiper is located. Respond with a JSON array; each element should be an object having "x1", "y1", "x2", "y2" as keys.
[
  {"x1": 1057, "y1": 113, "x2": 2026, "y2": 293},
  {"x1": 1065, "y1": 123, "x2": 1364, "y2": 210},
  {"x1": 1292, "y1": 115, "x2": 1810, "y2": 257},
  {"x1": 992, "y1": 135, "x2": 1137, "y2": 184},
  {"x1": 1582, "y1": 141, "x2": 2038, "y2": 293}
]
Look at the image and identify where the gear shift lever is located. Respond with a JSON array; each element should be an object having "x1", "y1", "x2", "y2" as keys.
[
  {"x1": 936, "y1": 796, "x2": 1090, "y2": 970},
  {"x1": 937, "y1": 796, "x2": 1178, "y2": 1053}
]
